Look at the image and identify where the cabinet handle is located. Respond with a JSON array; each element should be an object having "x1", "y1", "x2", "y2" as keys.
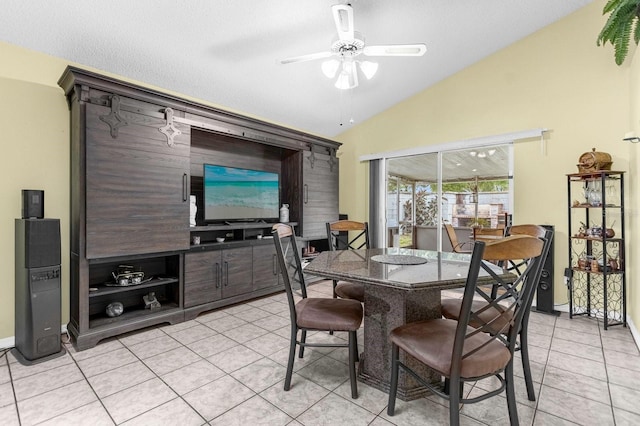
[
  {"x1": 182, "y1": 173, "x2": 188, "y2": 202},
  {"x1": 224, "y1": 261, "x2": 229, "y2": 286},
  {"x1": 215, "y1": 263, "x2": 220, "y2": 288},
  {"x1": 304, "y1": 184, "x2": 308, "y2": 204}
]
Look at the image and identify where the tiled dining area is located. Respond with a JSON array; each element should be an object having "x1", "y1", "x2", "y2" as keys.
[{"x1": 1, "y1": 279, "x2": 639, "y2": 426}]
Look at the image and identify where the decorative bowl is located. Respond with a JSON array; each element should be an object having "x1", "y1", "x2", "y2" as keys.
[{"x1": 216, "y1": 237, "x2": 225, "y2": 243}]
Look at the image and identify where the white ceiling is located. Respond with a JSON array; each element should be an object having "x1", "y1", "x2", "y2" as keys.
[{"x1": 0, "y1": 0, "x2": 594, "y2": 138}]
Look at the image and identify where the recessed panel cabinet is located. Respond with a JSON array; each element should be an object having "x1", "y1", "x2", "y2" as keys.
[
  {"x1": 84, "y1": 103, "x2": 191, "y2": 259},
  {"x1": 301, "y1": 150, "x2": 339, "y2": 239},
  {"x1": 252, "y1": 243, "x2": 280, "y2": 291},
  {"x1": 184, "y1": 246, "x2": 254, "y2": 307}
]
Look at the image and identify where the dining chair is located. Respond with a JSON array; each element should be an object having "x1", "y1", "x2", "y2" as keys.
[
  {"x1": 272, "y1": 223, "x2": 363, "y2": 398},
  {"x1": 441, "y1": 227, "x2": 553, "y2": 402},
  {"x1": 388, "y1": 235, "x2": 545, "y2": 426},
  {"x1": 443, "y1": 223, "x2": 473, "y2": 253},
  {"x1": 506, "y1": 224, "x2": 553, "y2": 400},
  {"x1": 326, "y1": 220, "x2": 369, "y2": 302},
  {"x1": 473, "y1": 226, "x2": 506, "y2": 240}
]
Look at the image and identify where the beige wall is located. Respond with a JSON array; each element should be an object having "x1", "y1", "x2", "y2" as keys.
[
  {"x1": 0, "y1": 45, "x2": 70, "y2": 341},
  {"x1": 336, "y1": 0, "x2": 638, "y2": 329}
]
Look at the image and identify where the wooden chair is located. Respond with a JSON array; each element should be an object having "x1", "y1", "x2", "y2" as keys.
[
  {"x1": 326, "y1": 220, "x2": 369, "y2": 302},
  {"x1": 444, "y1": 223, "x2": 472, "y2": 253},
  {"x1": 272, "y1": 224, "x2": 363, "y2": 398},
  {"x1": 473, "y1": 227, "x2": 506, "y2": 241},
  {"x1": 441, "y1": 226, "x2": 553, "y2": 402},
  {"x1": 388, "y1": 235, "x2": 545, "y2": 425}
]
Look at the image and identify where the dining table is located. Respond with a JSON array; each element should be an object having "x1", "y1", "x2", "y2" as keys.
[{"x1": 304, "y1": 247, "x2": 509, "y2": 400}]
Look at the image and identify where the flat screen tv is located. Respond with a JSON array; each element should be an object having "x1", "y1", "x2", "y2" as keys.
[{"x1": 203, "y1": 164, "x2": 280, "y2": 222}]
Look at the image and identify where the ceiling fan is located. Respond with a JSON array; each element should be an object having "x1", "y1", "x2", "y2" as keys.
[{"x1": 280, "y1": 3, "x2": 427, "y2": 89}]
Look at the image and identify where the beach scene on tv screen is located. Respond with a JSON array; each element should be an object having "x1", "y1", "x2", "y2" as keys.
[{"x1": 204, "y1": 165, "x2": 279, "y2": 220}]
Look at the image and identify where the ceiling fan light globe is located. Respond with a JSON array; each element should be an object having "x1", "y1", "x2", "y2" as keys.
[
  {"x1": 359, "y1": 61, "x2": 378, "y2": 79},
  {"x1": 335, "y1": 70, "x2": 357, "y2": 90},
  {"x1": 321, "y1": 59, "x2": 340, "y2": 78}
]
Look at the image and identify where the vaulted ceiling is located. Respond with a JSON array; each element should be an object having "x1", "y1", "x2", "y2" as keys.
[{"x1": 0, "y1": 0, "x2": 594, "y2": 138}]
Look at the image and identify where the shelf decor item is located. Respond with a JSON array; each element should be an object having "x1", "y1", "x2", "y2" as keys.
[
  {"x1": 143, "y1": 292, "x2": 161, "y2": 310},
  {"x1": 190, "y1": 195, "x2": 197, "y2": 227},
  {"x1": 105, "y1": 302, "x2": 124, "y2": 317},
  {"x1": 279, "y1": 203, "x2": 289, "y2": 223},
  {"x1": 577, "y1": 148, "x2": 613, "y2": 173}
]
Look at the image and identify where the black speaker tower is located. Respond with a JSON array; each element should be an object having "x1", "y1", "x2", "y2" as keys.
[
  {"x1": 13, "y1": 218, "x2": 66, "y2": 364},
  {"x1": 533, "y1": 224, "x2": 560, "y2": 315}
]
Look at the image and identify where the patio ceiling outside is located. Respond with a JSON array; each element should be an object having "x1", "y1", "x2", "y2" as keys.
[{"x1": 386, "y1": 145, "x2": 510, "y2": 183}]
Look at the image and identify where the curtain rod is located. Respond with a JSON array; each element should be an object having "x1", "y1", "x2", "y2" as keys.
[{"x1": 359, "y1": 128, "x2": 547, "y2": 162}]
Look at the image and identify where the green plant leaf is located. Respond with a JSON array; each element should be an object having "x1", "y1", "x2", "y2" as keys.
[
  {"x1": 598, "y1": 0, "x2": 640, "y2": 65},
  {"x1": 614, "y1": 18, "x2": 632, "y2": 64}
]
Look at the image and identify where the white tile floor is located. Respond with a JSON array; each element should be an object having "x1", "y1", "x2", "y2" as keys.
[{"x1": 1, "y1": 280, "x2": 639, "y2": 425}]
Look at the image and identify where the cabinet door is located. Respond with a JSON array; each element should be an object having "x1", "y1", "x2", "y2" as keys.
[
  {"x1": 84, "y1": 102, "x2": 191, "y2": 258},
  {"x1": 184, "y1": 251, "x2": 222, "y2": 308},
  {"x1": 302, "y1": 151, "x2": 339, "y2": 239},
  {"x1": 253, "y1": 244, "x2": 280, "y2": 291},
  {"x1": 221, "y1": 247, "x2": 254, "y2": 298}
]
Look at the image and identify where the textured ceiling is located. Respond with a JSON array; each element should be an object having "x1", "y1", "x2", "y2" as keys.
[{"x1": 0, "y1": 0, "x2": 594, "y2": 138}]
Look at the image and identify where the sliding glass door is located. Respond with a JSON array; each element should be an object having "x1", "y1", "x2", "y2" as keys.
[
  {"x1": 386, "y1": 153, "x2": 438, "y2": 248},
  {"x1": 384, "y1": 144, "x2": 512, "y2": 250}
]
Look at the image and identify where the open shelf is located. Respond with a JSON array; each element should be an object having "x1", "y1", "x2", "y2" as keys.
[
  {"x1": 89, "y1": 277, "x2": 179, "y2": 298},
  {"x1": 89, "y1": 303, "x2": 180, "y2": 329}
]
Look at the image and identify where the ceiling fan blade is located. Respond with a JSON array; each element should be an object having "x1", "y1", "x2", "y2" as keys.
[
  {"x1": 332, "y1": 4, "x2": 354, "y2": 41},
  {"x1": 363, "y1": 44, "x2": 427, "y2": 57},
  {"x1": 280, "y1": 51, "x2": 333, "y2": 65}
]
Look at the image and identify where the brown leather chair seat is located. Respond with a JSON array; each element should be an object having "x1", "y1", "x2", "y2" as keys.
[
  {"x1": 296, "y1": 298, "x2": 363, "y2": 331},
  {"x1": 390, "y1": 318, "x2": 511, "y2": 378},
  {"x1": 334, "y1": 281, "x2": 365, "y2": 302}
]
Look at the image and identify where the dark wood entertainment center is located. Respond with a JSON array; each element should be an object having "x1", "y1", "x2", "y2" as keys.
[{"x1": 58, "y1": 67, "x2": 340, "y2": 350}]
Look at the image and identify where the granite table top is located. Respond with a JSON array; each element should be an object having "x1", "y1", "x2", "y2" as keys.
[{"x1": 304, "y1": 247, "x2": 508, "y2": 291}]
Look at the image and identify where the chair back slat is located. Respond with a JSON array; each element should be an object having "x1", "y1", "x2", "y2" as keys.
[
  {"x1": 327, "y1": 220, "x2": 370, "y2": 251},
  {"x1": 508, "y1": 224, "x2": 547, "y2": 238},
  {"x1": 272, "y1": 224, "x2": 307, "y2": 323}
]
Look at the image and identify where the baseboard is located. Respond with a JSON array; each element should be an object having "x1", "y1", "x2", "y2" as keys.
[
  {"x1": 0, "y1": 324, "x2": 68, "y2": 351},
  {"x1": 0, "y1": 336, "x2": 14, "y2": 351},
  {"x1": 627, "y1": 315, "x2": 640, "y2": 352}
]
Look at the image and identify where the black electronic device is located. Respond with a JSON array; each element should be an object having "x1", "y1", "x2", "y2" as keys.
[
  {"x1": 15, "y1": 218, "x2": 61, "y2": 268},
  {"x1": 22, "y1": 189, "x2": 45, "y2": 219},
  {"x1": 534, "y1": 224, "x2": 560, "y2": 315},
  {"x1": 13, "y1": 218, "x2": 65, "y2": 364}
]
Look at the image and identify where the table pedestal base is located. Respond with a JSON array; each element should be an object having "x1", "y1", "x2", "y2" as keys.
[{"x1": 359, "y1": 284, "x2": 443, "y2": 400}]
